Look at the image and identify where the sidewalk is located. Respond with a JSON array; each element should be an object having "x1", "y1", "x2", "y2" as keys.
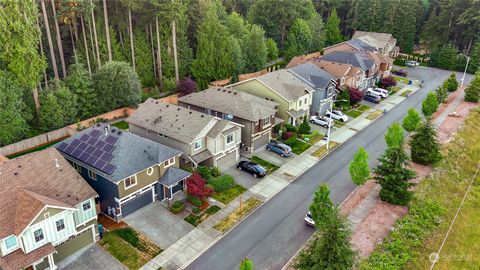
[{"x1": 141, "y1": 83, "x2": 420, "y2": 270}]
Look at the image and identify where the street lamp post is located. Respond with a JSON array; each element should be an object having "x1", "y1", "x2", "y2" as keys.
[{"x1": 460, "y1": 55, "x2": 470, "y2": 87}]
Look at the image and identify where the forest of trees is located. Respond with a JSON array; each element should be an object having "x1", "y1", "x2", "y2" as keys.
[{"x1": 0, "y1": 0, "x2": 479, "y2": 146}]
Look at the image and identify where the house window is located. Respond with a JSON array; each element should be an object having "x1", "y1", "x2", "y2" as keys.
[
  {"x1": 33, "y1": 229, "x2": 44, "y2": 243},
  {"x1": 74, "y1": 162, "x2": 81, "y2": 173},
  {"x1": 124, "y1": 176, "x2": 137, "y2": 189},
  {"x1": 263, "y1": 117, "x2": 271, "y2": 127},
  {"x1": 164, "y1": 157, "x2": 175, "y2": 168},
  {"x1": 147, "y1": 167, "x2": 154, "y2": 176},
  {"x1": 304, "y1": 97, "x2": 307, "y2": 104},
  {"x1": 56, "y1": 219, "x2": 65, "y2": 232},
  {"x1": 194, "y1": 139, "x2": 202, "y2": 150},
  {"x1": 299, "y1": 100, "x2": 302, "y2": 106},
  {"x1": 88, "y1": 170, "x2": 97, "y2": 180},
  {"x1": 146, "y1": 129, "x2": 151, "y2": 135},
  {"x1": 226, "y1": 133, "x2": 234, "y2": 144},
  {"x1": 82, "y1": 201, "x2": 91, "y2": 212},
  {"x1": 5, "y1": 236, "x2": 16, "y2": 249}
]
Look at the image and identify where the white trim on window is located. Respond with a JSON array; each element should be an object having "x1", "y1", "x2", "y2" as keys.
[
  {"x1": 4, "y1": 236, "x2": 17, "y2": 250},
  {"x1": 164, "y1": 157, "x2": 175, "y2": 168},
  {"x1": 82, "y1": 201, "x2": 92, "y2": 212},
  {"x1": 33, "y1": 228, "x2": 45, "y2": 243},
  {"x1": 124, "y1": 175, "x2": 137, "y2": 190},
  {"x1": 194, "y1": 139, "x2": 202, "y2": 150},
  {"x1": 146, "y1": 167, "x2": 154, "y2": 176},
  {"x1": 55, "y1": 219, "x2": 65, "y2": 232},
  {"x1": 226, "y1": 133, "x2": 234, "y2": 145}
]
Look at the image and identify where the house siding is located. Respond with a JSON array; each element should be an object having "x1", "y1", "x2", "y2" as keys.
[
  {"x1": 31, "y1": 208, "x2": 65, "y2": 226},
  {"x1": 129, "y1": 124, "x2": 191, "y2": 155},
  {"x1": 73, "y1": 198, "x2": 97, "y2": 226}
]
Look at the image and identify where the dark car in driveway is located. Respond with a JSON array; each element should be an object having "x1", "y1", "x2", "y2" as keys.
[
  {"x1": 266, "y1": 140, "x2": 293, "y2": 157},
  {"x1": 392, "y1": 69, "x2": 408, "y2": 77},
  {"x1": 364, "y1": 93, "x2": 381, "y2": 103},
  {"x1": 237, "y1": 161, "x2": 267, "y2": 178}
]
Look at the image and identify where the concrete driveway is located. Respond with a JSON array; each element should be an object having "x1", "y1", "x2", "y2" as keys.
[
  {"x1": 223, "y1": 164, "x2": 260, "y2": 189},
  {"x1": 57, "y1": 243, "x2": 126, "y2": 270},
  {"x1": 123, "y1": 201, "x2": 195, "y2": 249},
  {"x1": 253, "y1": 146, "x2": 294, "y2": 167}
]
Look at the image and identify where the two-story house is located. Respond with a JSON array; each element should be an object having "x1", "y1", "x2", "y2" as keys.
[
  {"x1": 127, "y1": 99, "x2": 243, "y2": 170},
  {"x1": 288, "y1": 62, "x2": 337, "y2": 116},
  {"x1": 311, "y1": 60, "x2": 365, "y2": 90},
  {"x1": 56, "y1": 123, "x2": 191, "y2": 222},
  {"x1": 229, "y1": 70, "x2": 314, "y2": 126},
  {"x1": 0, "y1": 148, "x2": 98, "y2": 270},
  {"x1": 321, "y1": 51, "x2": 377, "y2": 90},
  {"x1": 351, "y1": 31, "x2": 399, "y2": 57},
  {"x1": 178, "y1": 87, "x2": 279, "y2": 154}
]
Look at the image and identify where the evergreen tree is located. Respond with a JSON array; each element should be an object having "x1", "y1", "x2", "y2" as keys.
[
  {"x1": 309, "y1": 184, "x2": 334, "y2": 230},
  {"x1": 325, "y1": 9, "x2": 343, "y2": 46},
  {"x1": 66, "y1": 60, "x2": 99, "y2": 119},
  {"x1": 231, "y1": 37, "x2": 245, "y2": 79},
  {"x1": 350, "y1": 0, "x2": 387, "y2": 32},
  {"x1": 191, "y1": 8, "x2": 235, "y2": 89},
  {"x1": 265, "y1": 38, "x2": 279, "y2": 62},
  {"x1": 444, "y1": 73, "x2": 459, "y2": 92},
  {"x1": 39, "y1": 80, "x2": 78, "y2": 131},
  {"x1": 402, "y1": 108, "x2": 421, "y2": 133},
  {"x1": 385, "y1": 0, "x2": 417, "y2": 53},
  {"x1": 285, "y1": 19, "x2": 313, "y2": 61},
  {"x1": 385, "y1": 122, "x2": 404, "y2": 148},
  {"x1": 422, "y1": 92, "x2": 439, "y2": 117},
  {"x1": 429, "y1": 44, "x2": 459, "y2": 71},
  {"x1": 93, "y1": 61, "x2": 142, "y2": 111},
  {"x1": 133, "y1": 29, "x2": 155, "y2": 87},
  {"x1": 336, "y1": 89, "x2": 351, "y2": 110},
  {"x1": 410, "y1": 120, "x2": 442, "y2": 165},
  {"x1": 243, "y1": 24, "x2": 268, "y2": 73},
  {"x1": 308, "y1": 12, "x2": 326, "y2": 52},
  {"x1": 464, "y1": 72, "x2": 480, "y2": 103},
  {"x1": 349, "y1": 147, "x2": 370, "y2": 188},
  {"x1": 298, "y1": 117, "x2": 311, "y2": 134},
  {"x1": 467, "y1": 42, "x2": 480, "y2": 74},
  {"x1": 0, "y1": 70, "x2": 32, "y2": 146},
  {"x1": 374, "y1": 146, "x2": 416, "y2": 205},
  {"x1": 435, "y1": 85, "x2": 448, "y2": 103}
]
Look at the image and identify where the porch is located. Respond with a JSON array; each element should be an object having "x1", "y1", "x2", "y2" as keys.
[{"x1": 157, "y1": 167, "x2": 191, "y2": 207}]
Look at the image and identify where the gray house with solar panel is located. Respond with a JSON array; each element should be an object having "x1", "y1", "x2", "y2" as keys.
[{"x1": 56, "y1": 123, "x2": 191, "y2": 222}]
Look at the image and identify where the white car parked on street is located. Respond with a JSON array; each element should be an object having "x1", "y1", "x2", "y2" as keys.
[
  {"x1": 310, "y1": 115, "x2": 333, "y2": 128},
  {"x1": 326, "y1": 110, "x2": 349, "y2": 122},
  {"x1": 367, "y1": 87, "x2": 388, "y2": 98}
]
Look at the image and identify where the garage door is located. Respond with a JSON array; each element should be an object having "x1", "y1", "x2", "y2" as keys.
[
  {"x1": 215, "y1": 149, "x2": 238, "y2": 170},
  {"x1": 253, "y1": 132, "x2": 270, "y2": 151},
  {"x1": 319, "y1": 102, "x2": 331, "y2": 115},
  {"x1": 53, "y1": 227, "x2": 94, "y2": 262},
  {"x1": 120, "y1": 189, "x2": 153, "y2": 218}
]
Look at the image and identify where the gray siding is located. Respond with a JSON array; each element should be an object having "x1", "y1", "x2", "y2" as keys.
[{"x1": 129, "y1": 124, "x2": 191, "y2": 154}]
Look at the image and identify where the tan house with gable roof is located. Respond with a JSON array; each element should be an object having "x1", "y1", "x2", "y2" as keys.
[
  {"x1": 352, "y1": 31, "x2": 399, "y2": 57},
  {"x1": 0, "y1": 148, "x2": 98, "y2": 270}
]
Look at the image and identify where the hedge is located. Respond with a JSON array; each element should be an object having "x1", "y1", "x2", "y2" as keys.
[{"x1": 208, "y1": 174, "x2": 234, "y2": 192}]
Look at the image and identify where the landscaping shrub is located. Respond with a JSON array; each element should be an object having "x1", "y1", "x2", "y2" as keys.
[
  {"x1": 284, "y1": 124, "x2": 297, "y2": 132},
  {"x1": 348, "y1": 87, "x2": 364, "y2": 105},
  {"x1": 113, "y1": 228, "x2": 147, "y2": 252},
  {"x1": 195, "y1": 166, "x2": 211, "y2": 179},
  {"x1": 186, "y1": 173, "x2": 213, "y2": 199},
  {"x1": 298, "y1": 118, "x2": 311, "y2": 134},
  {"x1": 210, "y1": 167, "x2": 221, "y2": 177},
  {"x1": 379, "y1": 76, "x2": 397, "y2": 89},
  {"x1": 187, "y1": 195, "x2": 203, "y2": 207},
  {"x1": 206, "y1": 205, "x2": 221, "y2": 215},
  {"x1": 465, "y1": 72, "x2": 480, "y2": 102},
  {"x1": 336, "y1": 89, "x2": 350, "y2": 110},
  {"x1": 422, "y1": 92, "x2": 439, "y2": 117},
  {"x1": 444, "y1": 73, "x2": 458, "y2": 92},
  {"x1": 282, "y1": 131, "x2": 294, "y2": 140},
  {"x1": 284, "y1": 133, "x2": 298, "y2": 146},
  {"x1": 184, "y1": 214, "x2": 200, "y2": 226},
  {"x1": 435, "y1": 85, "x2": 448, "y2": 103},
  {"x1": 208, "y1": 174, "x2": 234, "y2": 192},
  {"x1": 192, "y1": 207, "x2": 201, "y2": 215},
  {"x1": 169, "y1": 200, "x2": 185, "y2": 214}
]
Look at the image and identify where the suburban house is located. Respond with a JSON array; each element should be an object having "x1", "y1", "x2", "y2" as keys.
[
  {"x1": 311, "y1": 60, "x2": 365, "y2": 90},
  {"x1": 56, "y1": 123, "x2": 191, "y2": 222},
  {"x1": 0, "y1": 148, "x2": 98, "y2": 270},
  {"x1": 288, "y1": 62, "x2": 337, "y2": 116},
  {"x1": 178, "y1": 87, "x2": 279, "y2": 154},
  {"x1": 127, "y1": 99, "x2": 243, "y2": 170},
  {"x1": 351, "y1": 31, "x2": 399, "y2": 57},
  {"x1": 229, "y1": 69, "x2": 314, "y2": 126},
  {"x1": 320, "y1": 50, "x2": 377, "y2": 90}
]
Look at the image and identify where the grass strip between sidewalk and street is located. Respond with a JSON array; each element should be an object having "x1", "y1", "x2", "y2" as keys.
[
  {"x1": 401, "y1": 90, "x2": 413, "y2": 97},
  {"x1": 212, "y1": 184, "x2": 247, "y2": 204},
  {"x1": 366, "y1": 110, "x2": 383, "y2": 120},
  {"x1": 346, "y1": 110, "x2": 363, "y2": 118},
  {"x1": 214, "y1": 197, "x2": 262, "y2": 233},
  {"x1": 311, "y1": 141, "x2": 339, "y2": 158},
  {"x1": 251, "y1": 156, "x2": 279, "y2": 174}
]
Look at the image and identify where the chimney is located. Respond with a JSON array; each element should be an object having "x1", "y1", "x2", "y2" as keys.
[{"x1": 54, "y1": 158, "x2": 60, "y2": 168}]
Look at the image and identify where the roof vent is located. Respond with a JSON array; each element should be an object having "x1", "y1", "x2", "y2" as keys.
[
  {"x1": 166, "y1": 104, "x2": 169, "y2": 107},
  {"x1": 118, "y1": 131, "x2": 122, "y2": 135},
  {"x1": 14, "y1": 172, "x2": 18, "y2": 176},
  {"x1": 177, "y1": 108, "x2": 180, "y2": 111},
  {"x1": 234, "y1": 92, "x2": 237, "y2": 95},
  {"x1": 201, "y1": 115, "x2": 204, "y2": 118},
  {"x1": 223, "y1": 89, "x2": 226, "y2": 92},
  {"x1": 189, "y1": 111, "x2": 192, "y2": 114},
  {"x1": 18, "y1": 165, "x2": 21, "y2": 168},
  {"x1": 54, "y1": 158, "x2": 60, "y2": 168},
  {"x1": 155, "y1": 101, "x2": 159, "y2": 104},
  {"x1": 228, "y1": 91, "x2": 231, "y2": 93}
]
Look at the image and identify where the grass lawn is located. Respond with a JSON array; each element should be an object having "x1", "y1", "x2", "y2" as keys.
[
  {"x1": 390, "y1": 86, "x2": 402, "y2": 95},
  {"x1": 6, "y1": 138, "x2": 67, "y2": 159},
  {"x1": 99, "y1": 228, "x2": 161, "y2": 270},
  {"x1": 306, "y1": 132, "x2": 324, "y2": 144},
  {"x1": 112, "y1": 121, "x2": 129, "y2": 130},
  {"x1": 366, "y1": 110, "x2": 383, "y2": 120},
  {"x1": 356, "y1": 104, "x2": 371, "y2": 112},
  {"x1": 346, "y1": 110, "x2": 363, "y2": 118},
  {"x1": 214, "y1": 197, "x2": 262, "y2": 233},
  {"x1": 392, "y1": 75, "x2": 410, "y2": 84},
  {"x1": 288, "y1": 139, "x2": 311, "y2": 155},
  {"x1": 311, "y1": 141, "x2": 339, "y2": 158},
  {"x1": 400, "y1": 90, "x2": 413, "y2": 97},
  {"x1": 212, "y1": 184, "x2": 247, "y2": 204},
  {"x1": 251, "y1": 156, "x2": 279, "y2": 174},
  {"x1": 184, "y1": 205, "x2": 222, "y2": 226}
]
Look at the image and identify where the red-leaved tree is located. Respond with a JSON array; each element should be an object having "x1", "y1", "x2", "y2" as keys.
[
  {"x1": 176, "y1": 76, "x2": 198, "y2": 97},
  {"x1": 380, "y1": 76, "x2": 397, "y2": 89},
  {"x1": 186, "y1": 173, "x2": 213, "y2": 199},
  {"x1": 348, "y1": 87, "x2": 364, "y2": 105}
]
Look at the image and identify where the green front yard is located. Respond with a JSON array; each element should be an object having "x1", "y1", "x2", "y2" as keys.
[
  {"x1": 212, "y1": 184, "x2": 247, "y2": 204},
  {"x1": 251, "y1": 156, "x2": 279, "y2": 174},
  {"x1": 346, "y1": 110, "x2": 362, "y2": 118},
  {"x1": 99, "y1": 228, "x2": 161, "y2": 270},
  {"x1": 184, "y1": 205, "x2": 222, "y2": 226},
  {"x1": 288, "y1": 139, "x2": 311, "y2": 155}
]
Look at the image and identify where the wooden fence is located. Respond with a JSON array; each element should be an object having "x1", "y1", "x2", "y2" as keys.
[{"x1": 397, "y1": 53, "x2": 429, "y2": 63}]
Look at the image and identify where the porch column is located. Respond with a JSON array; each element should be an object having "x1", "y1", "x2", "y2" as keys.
[{"x1": 48, "y1": 253, "x2": 57, "y2": 269}]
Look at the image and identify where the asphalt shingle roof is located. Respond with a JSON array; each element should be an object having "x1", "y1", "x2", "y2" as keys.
[
  {"x1": 256, "y1": 70, "x2": 314, "y2": 101},
  {"x1": 178, "y1": 87, "x2": 278, "y2": 122},
  {"x1": 321, "y1": 51, "x2": 375, "y2": 72},
  {"x1": 159, "y1": 167, "x2": 191, "y2": 186},
  {"x1": 288, "y1": 62, "x2": 334, "y2": 89},
  {"x1": 57, "y1": 123, "x2": 181, "y2": 182}
]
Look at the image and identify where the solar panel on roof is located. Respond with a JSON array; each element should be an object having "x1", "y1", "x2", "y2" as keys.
[
  {"x1": 87, "y1": 137, "x2": 98, "y2": 145},
  {"x1": 94, "y1": 159, "x2": 107, "y2": 170},
  {"x1": 72, "y1": 149, "x2": 84, "y2": 158},
  {"x1": 85, "y1": 145, "x2": 96, "y2": 154},
  {"x1": 78, "y1": 142, "x2": 89, "y2": 152},
  {"x1": 103, "y1": 163, "x2": 116, "y2": 174},
  {"x1": 70, "y1": 139, "x2": 81, "y2": 147},
  {"x1": 92, "y1": 149, "x2": 103, "y2": 158},
  {"x1": 90, "y1": 129, "x2": 101, "y2": 138},
  {"x1": 100, "y1": 152, "x2": 113, "y2": 162},
  {"x1": 95, "y1": 140, "x2": 106, "y2": 148},
  {"x1": 79, "y1": 152, "x2": 91, "y2": 162},
  {"x1": 65, "y1": 145, "x2": 76, "y2": 155},
  {"x1": 57, "y1": 142, "x2": 68, "y2": 151},
  {"x1": 103, "y1": 144, "x2": 115, "y2": 153},
  {"x1": 80, "y1": 134, "x2": 90, "y2": 142},
  {"x1": 86, "y1": 156, "x2": 97, "y2": 166},
  {"x1": 105, "y1": 136, "x2": 118, "y2": 144}
]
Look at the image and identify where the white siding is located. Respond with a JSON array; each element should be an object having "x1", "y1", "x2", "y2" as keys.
[
  {"x1": 0, "y1": 235, "x2": 20, "y2": 256},
  {"x1": 22, "y1": 209, "x2": 77, "y2": 253},
  {"x1": 73, "y1": 198, "x2": 97, "y2": 226}
]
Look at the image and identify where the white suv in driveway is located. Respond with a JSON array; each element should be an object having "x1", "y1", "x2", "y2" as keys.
[
  {"x1": 310, "y1": 115, "x2": 333, "y2": 128},
  {"x1": 326, "y1": 110, "x2": 349, "y2": 122},
  {"x1": 367, "y1": 87, "x2": 388, "y2": 98}
]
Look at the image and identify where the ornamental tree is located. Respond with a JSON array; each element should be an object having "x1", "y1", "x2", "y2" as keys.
[
  {"x1": 374, "y1": 146, "x2": 416, "y2": 205},
  {"x1": 349, "y1": 147, "x2": 370, "y2": 188},
  {"x1": 309, "y1": 184, "x2": 335, "y2": 231},
  {"x1": 379, "y1": 76, "x2": 397, "y2": 89},
  {"x1": 410, "y1": 120, "x2": 442, "y2": 165},
  {"x1": 298, "y1": 117, "x2": 311, "y2": 134},
  {"x1": 402, "y1": 108, "x2": 421, "y2": 132},
  {"x1": 465, "y1": 72, "x2": 480, "y2": 103},
  {"x1": 239, "y1": 257, "x2": 253, "y2": 270},
  {"x1": 422, "y1": 92, "x2": 439, "y2": 117},
  {"x1": 176, "y1": 76, "x2": 198, "y2": 97},
  {"x1": 385, "y1": 123, "x2": 405, "y2": 148},
  {"x1": 186, "y1": 173, "x2": 213, "y2": 199},
  {"x1": 435, "y1": 85, "x2": 448, "y2": 103},
  {"x1": 444, "y1": 73, "x2": 458, "y2": 92},
  {"x1": 348, "y1": 87, "x2": 364, "y2": 105}
]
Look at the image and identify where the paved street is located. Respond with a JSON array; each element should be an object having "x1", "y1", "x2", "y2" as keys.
[{"x1": 186, "y1": 67, "x2": 473, "y2": 270}]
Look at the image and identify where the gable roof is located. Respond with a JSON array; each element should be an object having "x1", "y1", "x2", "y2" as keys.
[
  {"x1": 0, "y1": 243, "x2": 55, "y2": 270},
  {"x1": 178, "y1": 87, "x2": 278, "y2": 122},
  {"x1": 288, "y1": 62, "x2": 334, "y2": 89},
  {"x1": 352, "y1": 31, "x2": 396, "y2": 48},
  {"x1": 57, "y1": 123, "x2": 181, "y2": 182},
  {"x1": 310, "y1": 60, "x2": 356, "y2": 79},
  {"x1": 321, "y1": 51, "x2": 375, "y2": 72},
  {"x1": 0, "y1": 148, "x2": 97, "y2": 239},
  {"x1": 347, "y1": 38, "x2": 377, "y2": 52},
  {"x1": 254, "y1": 69, "x2": 315, "y2": 101}
]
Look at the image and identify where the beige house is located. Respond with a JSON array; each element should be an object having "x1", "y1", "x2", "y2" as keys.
[
  {"x1": 0, "y1": 148, "x2": 98, "y2": 270},
  {"x1": 229, "y1": 70, "x2": 314, "y2": 126},
  {"x1": 310, "y1": 60, "x2": 365, "y2": 90},
  {"x1": 127, "y1": 99, "x2": 243, "y2": 170},
  {"x1": 352, "y1": 31, "x2": 399, "y2": 57}
]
